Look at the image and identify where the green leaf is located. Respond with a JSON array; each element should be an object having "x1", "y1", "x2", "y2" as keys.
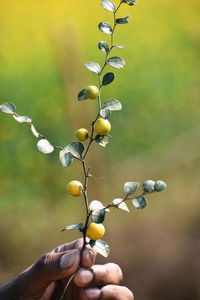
[
  {"x1": 37, "y1": 139, "x2": 54, "y2": 154},
  {"x1": 61, "y1": 222, "x2": 83, "y2": 232},
  {"x1": 90, "y1": 200, "x2": 110, "y2": 212},
  {"x1": 116, "y1": 15, "x2": 130, "y2": 24},
  {"x1": 98, "y1": 41, "x2": 109, "y2": 53},
  {"x1": 92, "y1": 209, "x2": 106, "y2": 223},
  {"x1": 98, "y1": 22, "x2": 112, "y2": 35},
  {"x1": 122, "y1": 0, "x2": 136, "y2": 6},
  {"x1": 65, "y1": 141, "x2": 84, "y2": 158},
  {"x1": 132, "y1": 196, "x2": 147, "y2": 209},
  {"x1": 78, "y1": 89, "x2": 87, "y2": 101},
  {"x1": 114, "y1": 45, "x2": 124, "y2": 49},
  {"x1": 90, "y1": 200, "x2": 104, "y2": 212},
  {"x1": 89, "y1": 240, "x2": 96, "y2": 248},
  {"x1": 85, "y1": 62, "x2": 101, "y2": 74},
  {"x1": 59, "y1": 150, "x2": 73, "y2": 167},
  {"x1": 101, "y1": 0, "x2": 116, "y2": 12},
  {"x1": 95, "y1": 135, "x2": 110, "y2": 147},
  {"x1": 13, "y1": 115, "x2": 32, "y2": 123},
  {"x1": 0, "y1": 102, "x2": 16, "y2": 114},
  {"x1": 31, "y1": 124, "x2": 39, "y2": 138},
  {"x1": 102, "y1": 99, "x2": 122, "y2": 111},
  {"x1": 154, "y1": 180, "x2": 167, "y2": 192},
  {"x1": 124, "y1": 182, "x2": 140, "y2": 195},
  {"x1": 100, "y1": 108, "x2": 111, "y2": 119},
  {"x1": 107, "y1": 57, "x2": 125, "y2": 69},
  {"x1": 128, "y1": 0, "x2": 136, "y2": 5},
  {"x1": 142, "y1": 180, "x2": 155, "y2": 193},
  {"x1": 90, "y1": 239, "x2": 110, "y2": 257},
  {"x1": 113, "y1": 198, "x2": 130, "y2": 212},
  {"x1": 102, "y1": 72, "x2": 115, "y2": 86}
]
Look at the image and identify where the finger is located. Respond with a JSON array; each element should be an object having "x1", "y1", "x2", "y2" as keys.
[
  {"x1": 51, "y1": 239, "x2": 82, "y2": 253},
  {"x1": 81, "y1": 285, "x2": 134, "y2": 300},
  {"x1": 38, "y1": 282, "x2": 55, "y2": 300},
  {"x1": 52, "y1": 239, "x2": 96, "y2": 268},
  {"x1": 74, "y1": 263, "x2": 123, "y2": 288},
  {"x1": 10, "y1": 249, "x2": 80, "y2": 299},
  {"x1": 81, "y1": 247, "x2": 96, "y2": 268}
]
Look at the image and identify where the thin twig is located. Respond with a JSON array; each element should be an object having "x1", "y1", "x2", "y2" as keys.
[{"x1": 59, "y1": 271, "x2": 78, "y2": 300}]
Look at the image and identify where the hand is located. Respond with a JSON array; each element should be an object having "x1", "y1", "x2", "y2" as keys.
[{"x1": 0, "y1": 239, "x2": 134, "y2": 300}]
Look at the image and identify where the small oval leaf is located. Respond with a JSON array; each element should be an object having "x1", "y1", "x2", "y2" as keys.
[
  {"x1": 98, "y1": 41, "x2": 109, "y2": 53},
  {"x1": 90, "y1": 200, "x2": 110, "y2": 212},
  {"x1": 92, "y1": 209, "x2": 106, "y2": 224},
  {"x1": 122, "y1": 0, "x2": 136, "y2": 5},
  {"x1": 114, "y1": 45, "x2": 124, "y2": 49},
  {"x1": 98, "y1": 22, "x2": 112, "y2": 35},
  {"x1": 102, "y1": 72, "x2": 115, "y2": 86},
  {"x1": 116, "y1": 15, "x2": 130, "y2": 24},
  {"x1": 90, "y1": 239, "x2": 110, "y2": 257},
  {"x1": 13, "y1": 115, "x2": 32, "y2": 123},
  {"x1": 102, "y1": 99, "x2": 122, "y2": 111},
  {"x1": 85, "y1": 62, "x2": 101, "y2": 74},
  {"x1": 154, "y1": 180, "x2": 167, "y2": 192},
  {"x1": 107, "y1": 57, "x2": 125, "y2": 69},
  {"x1": 101, "y1": 0, "x2": 116, "y2": 12},
  {"x1": 65, "y1": 141, "x2": 84, "y2": 158},
  {"x1": 100, "y1": 108, "x2": 111, "y2": 119},
  {"x1": 31, "y1": 124, "x2": 39, "y2": 138},
  {"x1": 0, "y1": 102, "x2": 16, "y2": 114},
  {"x1": 59, "y1": 150, "x2": 73, "y2": 167},
  {"x1": 95, "y1": 135, "x2": 110, "y2": 147},
  {"x1": 132, "y1": 196, "x2": 147, "y2": 209},
  {"x1": 90, "y1": 200, "x2": 105, "y2": 212},
  {"x1": 37, "y1": 139, "x2": 54, "y2": 154},
  {"x1": 78, "y1": 89, "x2": 87, "y2": 101},
  {"x1": 62, "y1": 222, "x2": 83, "y2": 231},
  {"x1": 142, "y1": 180, "x2": 155, "y2": 193},
  {"x1": 113, "y1": 198, "x2": 130, "y2": 212},
  {"x1": 124, "y1": 182, "x2": 140, "y2": 195}
]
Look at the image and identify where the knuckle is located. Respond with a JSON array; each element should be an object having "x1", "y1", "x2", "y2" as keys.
[
  {"x1": 35, "y1": 253, "x2": 51, "y2": 272},
  {"x1": 35, "y1": 254, "x2": 47, "y2": 270}
]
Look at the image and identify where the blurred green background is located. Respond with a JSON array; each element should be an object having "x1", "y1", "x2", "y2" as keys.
[{"x1": 0, "y1": 0, "x2": 200, "y2": 299}]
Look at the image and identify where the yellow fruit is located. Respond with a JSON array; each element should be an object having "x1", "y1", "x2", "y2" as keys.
[
  {"x1": 67, "y1": 180, "x2": 83, "y2": 197},
  {"x1": 86, "y1": 222, "x2": 105, "y2": 240},
  {"x1": 94, "y1": 118, "x2": 111, "y2": 136},
  {"x1": 85, "y1": 85, "x2": 99, "y2": 100},
  {"x1": 75, "y1": 128, "x2": 89, "y2": 141}
]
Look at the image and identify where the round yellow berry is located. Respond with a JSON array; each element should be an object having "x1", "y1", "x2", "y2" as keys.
[
  {"x1": 67, "y1": 180, "x2": 83, "y2": 197},
  {"x1": 94, "y1": 118, "x2": 111, "y2": 136},
  {"x1": 85, "y1": 85, "x2": 99, "y2": 100},
  {"x1": 75, "y1": 128, "x2": 89, "y2": 141},
  {"x1": 86, "y1": 222, "x2": 105, "y2": 240}
]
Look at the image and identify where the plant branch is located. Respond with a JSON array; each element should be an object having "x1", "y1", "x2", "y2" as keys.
[{"x1": 59, "y1": 1, "x2": 125, "y2": 298}]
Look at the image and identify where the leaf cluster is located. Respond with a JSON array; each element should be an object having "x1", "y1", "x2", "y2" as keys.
[{"x1": 63, "y1": 178, "x2": 166, "y2": 257}]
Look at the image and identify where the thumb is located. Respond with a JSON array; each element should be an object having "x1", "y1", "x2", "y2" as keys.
[{"x1": 8, "y1": 249, "x2": 80, "y2": 299}]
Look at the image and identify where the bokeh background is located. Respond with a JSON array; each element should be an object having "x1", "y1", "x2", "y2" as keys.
[{"x1": 0, "y1": 0, "x2": 200, "y2": 299}]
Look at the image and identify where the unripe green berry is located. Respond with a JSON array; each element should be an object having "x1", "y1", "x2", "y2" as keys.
[
  {"x1": 75, "y1": 128, "x2": 89, "y2": 141},
  {"x1": 94, "y1": 118, "x2": 111, "y2": 135},
  {"x1": 85, "y1": 85, "x2": 99, "y2": 100},
  {"x1": 154, "y1": 180, "x2": 167, "y2": 192},
  {"x1": 142, "y1": 180, "x2": 155, "y2": 193}
]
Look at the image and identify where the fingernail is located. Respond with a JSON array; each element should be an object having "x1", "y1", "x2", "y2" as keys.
[
  {"x1": 60, "y1": 250, "x2": 78, "y2": 269},
  {"x1": 78, "y1": 269, "x2": 93, "y2": 285},
  {"x1": 85, "y1": 288, "x2": 101, "y2": 299}
]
